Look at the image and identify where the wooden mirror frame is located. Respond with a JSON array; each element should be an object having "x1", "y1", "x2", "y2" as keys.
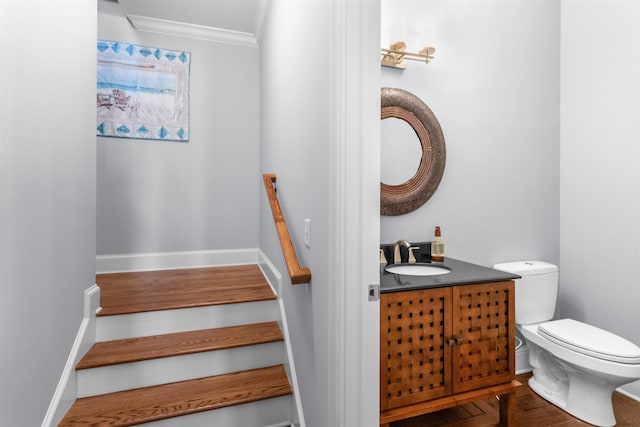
[{"x1": 380, "y1": 87, "x2": 446, "y2": 216}]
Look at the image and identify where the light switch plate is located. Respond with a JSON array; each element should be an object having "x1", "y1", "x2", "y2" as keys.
[{"x1": 304, "y1": 218, "x2": 311, "y2": 248}]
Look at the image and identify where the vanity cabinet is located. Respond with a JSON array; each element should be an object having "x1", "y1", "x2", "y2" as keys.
[{"x1": 380, "y1": 280, "x2": 520, "y2": 426}]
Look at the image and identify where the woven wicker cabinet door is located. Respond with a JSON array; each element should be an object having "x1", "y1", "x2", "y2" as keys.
[
  {"x1": 380, "y1": 288, "x2": 453, "y2": 410},
  {"x1": 452, "y1": 281, "x2": 515, "y2": 394}
]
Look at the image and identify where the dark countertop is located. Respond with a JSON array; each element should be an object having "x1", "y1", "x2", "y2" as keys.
[{"x1": 380, "y1": 257, "x2": 520, "y2": 293}]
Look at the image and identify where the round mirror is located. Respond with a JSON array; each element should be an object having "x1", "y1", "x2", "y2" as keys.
[
  {"x1": 380, "y1": 87, "x2": 446, "y2": 216},
  {"x1": 380, "y1": 117, "x2": 422, "y2": 185}
]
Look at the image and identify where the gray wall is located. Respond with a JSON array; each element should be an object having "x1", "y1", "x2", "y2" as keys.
[
  {"x1": 97, "y1": 0, "x2": 261, "y2": 255},
  {"x1": 380, "y1": 0, "x2": 561, "y2": 268},
  {"x1": 259, "y1": 1, "x2": 331, "y2": 426},
  {"x1": 559, "y1": 0, "x2": 640, "y2": 395},
  {"x1": 381, "y1": 0, "x2": 640, "y2": 397},
  {"x1": 0, "y1": 1, "x2": 97, "y2": 426}
]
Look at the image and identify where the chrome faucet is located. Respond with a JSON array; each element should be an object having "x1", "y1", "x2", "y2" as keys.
[{"x1": 393, "y1": 240, "x2": 411, "y2": 264}]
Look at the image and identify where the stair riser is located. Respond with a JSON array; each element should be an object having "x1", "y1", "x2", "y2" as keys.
[
  {"x1": 97, "y1": 299, "x2": 279, "y2": 341},
  {"x1": 77, "y1": 341, "x2": 285, "y2": 397},
  {"x1": 140, "y1": 395, "x2": 293, "y2": 427}
]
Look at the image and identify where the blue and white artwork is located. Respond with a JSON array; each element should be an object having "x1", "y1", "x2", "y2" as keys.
[{"x1": 97, "y1": 40, "x2": 190, "y2": 141}]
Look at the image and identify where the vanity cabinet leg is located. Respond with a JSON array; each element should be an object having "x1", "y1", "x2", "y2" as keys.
[{"x1": 498, "y1": 391, "x2": 516, "y2": 427}]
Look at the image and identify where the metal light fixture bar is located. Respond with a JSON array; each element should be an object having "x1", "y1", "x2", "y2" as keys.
[{"x1": 381, "y1": 46, "x2": 435, "y2": 69}]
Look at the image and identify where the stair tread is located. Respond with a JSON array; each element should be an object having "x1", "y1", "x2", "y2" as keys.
[
  {"x1": 59, "y1": 365, "x2": 292, "y2": 426},
  {"x1": 77, "y1": 321, "x2": 284, "y2": 370},
  {"x1": 97, "y1": 264, "x2": 275, "y2": 316}
]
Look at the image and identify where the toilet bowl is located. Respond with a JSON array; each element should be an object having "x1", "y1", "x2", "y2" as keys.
[
  {"x1": 493, "y1": 261, "x2": 640, "y2": 426},
  {"x1": 520, "y1": 320, "x2": 640, "y2": 426}
]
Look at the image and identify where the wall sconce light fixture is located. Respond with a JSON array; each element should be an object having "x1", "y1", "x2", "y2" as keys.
[{"x1": 381, "y1": 22, "x2": 436, "y2": 69}]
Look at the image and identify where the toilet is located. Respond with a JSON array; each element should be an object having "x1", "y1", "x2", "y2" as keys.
[{"x1": 493, "y1": 261, "x2": 640, "y2": 427}]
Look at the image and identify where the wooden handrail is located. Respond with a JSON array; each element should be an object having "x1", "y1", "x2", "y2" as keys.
[{"x1": 262, "y1": 174, "x2": 312, "y2": 285}]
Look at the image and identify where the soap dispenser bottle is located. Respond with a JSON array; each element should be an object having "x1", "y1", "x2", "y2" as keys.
[{"x1": 431, "y1": 226, "x2": 445, "y2": 262}]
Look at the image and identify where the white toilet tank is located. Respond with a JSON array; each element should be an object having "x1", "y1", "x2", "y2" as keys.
[{"x1": 493, "y1": 261, "x2": 558, "y2": 325}]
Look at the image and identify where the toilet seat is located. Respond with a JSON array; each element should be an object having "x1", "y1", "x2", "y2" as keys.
[{"x1": 539, "y1": 319, "x2": 640, "y2": 364}]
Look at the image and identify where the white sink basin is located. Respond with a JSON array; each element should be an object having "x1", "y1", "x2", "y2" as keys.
[{"x1": 385, "y1": 263, "x2": 451, "y2": 276}]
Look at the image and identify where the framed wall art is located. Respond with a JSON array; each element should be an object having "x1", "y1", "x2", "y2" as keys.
[{"x1": 97, "y1": 40, "x2": 191, "y2": 142}]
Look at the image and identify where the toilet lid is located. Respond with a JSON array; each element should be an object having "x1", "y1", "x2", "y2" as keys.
[{"x1": 539, "y1": 319, "x2": 640, "y2": 364}]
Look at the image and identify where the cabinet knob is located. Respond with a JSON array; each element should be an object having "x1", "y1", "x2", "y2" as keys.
[{"x1": 447, "y1": 336, "x2": 463, "y2": 346}]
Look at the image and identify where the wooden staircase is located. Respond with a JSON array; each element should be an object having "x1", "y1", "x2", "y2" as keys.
[{"x1": 58, "y1": 264, "x2": 297, "y2": 427}]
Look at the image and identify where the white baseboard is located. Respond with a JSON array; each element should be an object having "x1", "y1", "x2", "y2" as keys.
[
  {"x1": 96, "y1": 248, "x2": 265, "y2": 274},
  {"x1": 618, "y1": 379, "x2": 640, "y2": 402},
  {"x1": 42, "y1": 285, "x2": 100, "y2": 427},
  {"x1": 278, "y1": 299, "x2": 305, "y2": 427}
]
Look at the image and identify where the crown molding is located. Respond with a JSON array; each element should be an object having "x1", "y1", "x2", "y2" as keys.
[
  {"x1": 127, "y1": 14, "x2": 258, "y2": 48},
  {"x1": 253, "y1": 0, "x2": 271, "y2": 46}
]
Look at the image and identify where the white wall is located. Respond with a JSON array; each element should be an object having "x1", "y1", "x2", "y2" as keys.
[
  {"x1": 97, "y1": 0, "x2": 261, "y2": 255},
  {"x1": 259, "y1": 2, "x2": 331, "y2": 425},
  {"x1": 559, "y1": 0, "x2": 640, "y2": 396},
  {"x1": 380, "y1": 0, "x2": 560, "y2": 268},
  {"x1": 0, "y1": 1, "x2": 97, "y2": 426}
]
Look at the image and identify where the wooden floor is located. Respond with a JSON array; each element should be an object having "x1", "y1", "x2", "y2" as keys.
[
  {"x1": 391, "y1": 373, "x2": 640, "y2": 427},
  {"x1": 96, "y1": 264, "x2": 275, "y2": 316}
]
